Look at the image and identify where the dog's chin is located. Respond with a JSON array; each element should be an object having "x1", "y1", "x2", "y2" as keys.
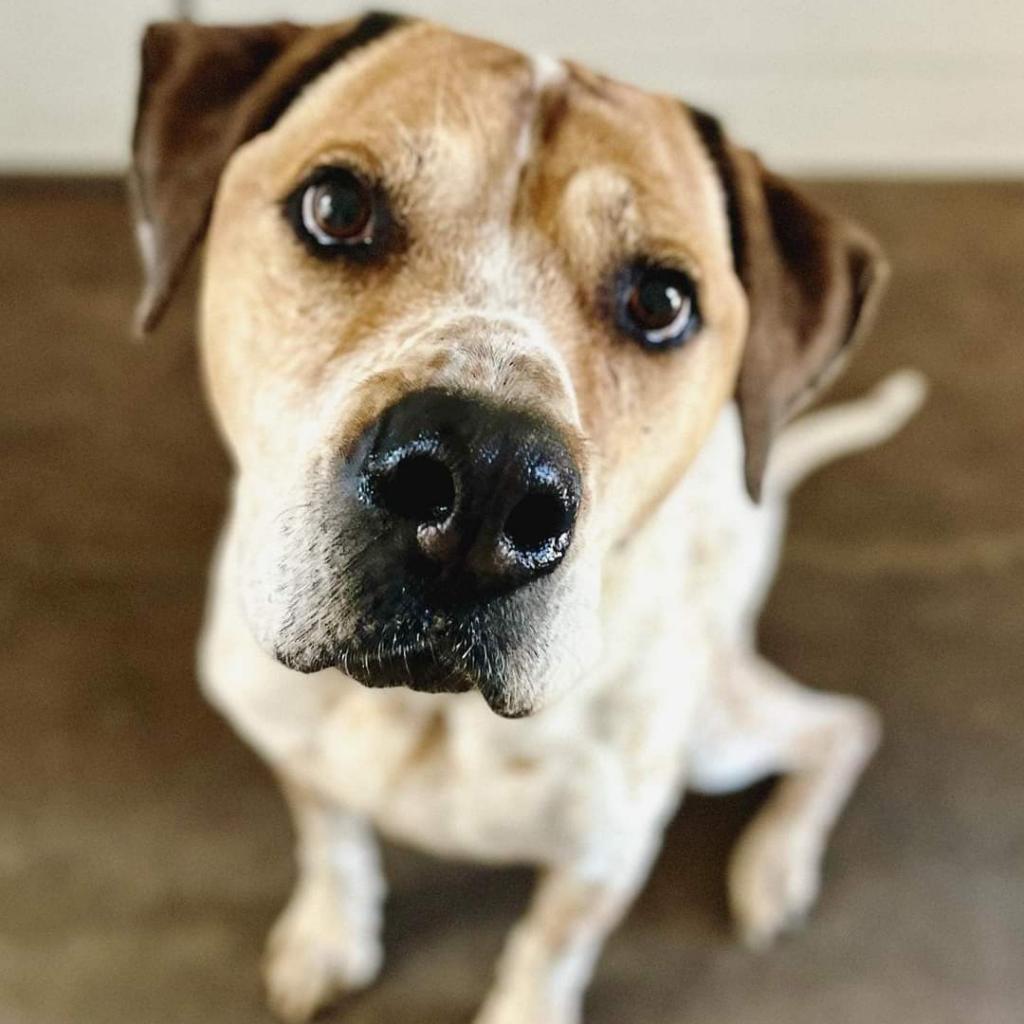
[
  {"x1": 346, "y1": 649, "x2": 546, "y2": 717},
  {"x1": 340, "y1": 647, "x2": 476, "y2": 696},
  {"x1": 275, "y1": 641, "x2": 539, "y2": 718}
]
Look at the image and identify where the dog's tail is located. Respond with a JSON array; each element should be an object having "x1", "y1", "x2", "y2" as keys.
[{"x1": 765, "y1": 369, "x2": 928, "y2": 498}]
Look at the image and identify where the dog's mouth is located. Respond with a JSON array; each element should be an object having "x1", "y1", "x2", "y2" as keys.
[
  {"x1": 305, "y1": 614, "x2": 539, "y2": 717},
  {"x1": 266, "y1": 541, "x2": 559, "y2": 717},
  {"x1": 334, "y1": 643, "x2": 476, "y2": 696}
]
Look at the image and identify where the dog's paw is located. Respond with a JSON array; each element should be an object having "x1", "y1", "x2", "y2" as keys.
[
  {"x1": 264, "y1": 884, "x2": 381, "y2": 1023},
  {"x1": 727, "y1": 815, "x2": 822, "y2": 949}
]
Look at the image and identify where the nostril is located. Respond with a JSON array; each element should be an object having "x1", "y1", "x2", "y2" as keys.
[
  {"x1": 503, "y1": 491, "x2": 572, "y2": 556},
  {"x1": 375, "y1": 453, "x2": 456, "y2": 526}
]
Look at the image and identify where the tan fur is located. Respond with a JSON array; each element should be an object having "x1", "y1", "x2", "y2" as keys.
[
  {"x1": 200, "y1": 24, "x2": 745, "y2": 533},
  {"x1": 128, "y1": 16, "x2": 920, "y2": 1024}
]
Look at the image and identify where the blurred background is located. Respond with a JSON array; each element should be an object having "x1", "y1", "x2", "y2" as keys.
[
  {"x1": 5, "y1": 0, "x2": 1024, "y2": 174},
  {"x1": 1, "y1": 3, "x2": 1021, "y2": 1024}
]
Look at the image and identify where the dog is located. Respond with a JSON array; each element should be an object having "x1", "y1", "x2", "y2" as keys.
[{"x1": 129, "y1": 13, "x2": 925, "y2": 1022}]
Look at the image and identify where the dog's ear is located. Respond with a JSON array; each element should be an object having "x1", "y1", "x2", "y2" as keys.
[
  {"x1": 129, "y1": 12, "x2": 406, "y2": 336},
  {"x1": 689, "y1": 109, "x2": 889, "y2": 501}
]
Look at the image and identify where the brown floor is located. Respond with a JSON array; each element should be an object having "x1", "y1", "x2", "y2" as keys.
[{"x1": 1, "y1": 178, "x2": 1021, "y2": 1024}]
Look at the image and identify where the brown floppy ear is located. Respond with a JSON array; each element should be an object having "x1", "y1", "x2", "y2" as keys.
[
  {"x1": 129, "y1": 12, "x2": 407, "y2": 336},
  {"x1": 690, "y1": 110, "x2": 889, "y2": 501}
]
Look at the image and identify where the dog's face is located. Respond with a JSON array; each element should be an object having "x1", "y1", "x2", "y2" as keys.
[
  {"x1": 199, "y1": 23, "x2": 748, "y2": 716},
  {"x1": 131, "y1": 14, "x2": 886, "y2": 716}
]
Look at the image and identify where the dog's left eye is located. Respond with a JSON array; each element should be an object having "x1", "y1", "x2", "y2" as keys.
[
  {"x1": 287, "y1": 167, "x2": 379, "y2": 255},
  {"x1": 619, "y1": 264, "x2": 701, "y2": 350}
]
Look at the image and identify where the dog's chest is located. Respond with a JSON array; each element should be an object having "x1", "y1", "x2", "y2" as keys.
[{"x1": 276, "y1": 678, "x2": 656, "y2": 864}]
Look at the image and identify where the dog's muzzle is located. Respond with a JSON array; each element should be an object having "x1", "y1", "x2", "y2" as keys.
[{"x1": 321, "y1": 388, "x2": 582, "y2": 709}]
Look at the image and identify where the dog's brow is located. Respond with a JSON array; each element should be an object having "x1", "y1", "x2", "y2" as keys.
[
  {"x1": 565, "y1": 64, "x2": 617, "y2": 103},
  {"x1": 521, "y1": 54, "x2": 569, "y2": 153},
  {"x1": 537, "y1": 88, "x2": 570, "y2": 146},
  {"x1": 533, "y1": 63, "x2": 621, "y2": 150},
  {"x1": 258, "y1": 12, "x2": 411, "y2": 136}
]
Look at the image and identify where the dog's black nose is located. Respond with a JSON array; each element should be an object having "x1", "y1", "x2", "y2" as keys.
[{"x1": 357, "y1": 390, "x2": 581, "y2": 593}]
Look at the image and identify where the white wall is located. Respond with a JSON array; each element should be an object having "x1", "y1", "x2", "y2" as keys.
[
  {"x1": 1, "y1": 0, "x2": 175, "y2": 171},
  {"x1": 4, "y1": 0, "x2": 1024, "y2": 175}
]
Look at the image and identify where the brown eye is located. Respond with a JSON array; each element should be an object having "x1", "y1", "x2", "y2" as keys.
[
  {"x1": 296, "y1": 167, "x2": 375, "y2": 248},
  {"x1": 621, "y1": 264, "x2": 701, "y2": 349}
]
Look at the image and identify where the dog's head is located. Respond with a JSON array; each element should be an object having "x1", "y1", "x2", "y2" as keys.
[{"x1": 131, "y1": 13, "x2": 886, "y2": 716}]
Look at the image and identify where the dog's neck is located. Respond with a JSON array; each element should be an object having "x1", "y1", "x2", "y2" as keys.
[{"x1": 589, "y1": 403, "x2": 751, "y2": 677}]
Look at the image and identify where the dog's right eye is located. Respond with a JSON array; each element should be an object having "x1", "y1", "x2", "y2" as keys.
[{"x1": 285, "y1": 167, "x2": 383, "y2": 258}]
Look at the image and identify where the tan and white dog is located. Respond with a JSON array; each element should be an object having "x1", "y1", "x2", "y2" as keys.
[{"x1": 130, "y1": 13, "x2": 924, "y2": 1023}]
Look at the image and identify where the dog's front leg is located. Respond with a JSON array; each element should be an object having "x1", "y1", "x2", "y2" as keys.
[
  {"x1": 689, "y1": 651, "x2": 881, "y2": 948},
  {"x1": 264, "y1": 780, "x2": 385, "y2": 1023},
  {"x1": 475, "y1": 832, "x2": 662, "y2": 1024}
]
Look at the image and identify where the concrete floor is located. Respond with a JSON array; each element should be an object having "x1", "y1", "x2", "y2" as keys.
[{"x1": 1, "y1": 179, "x2": 1021, "y2": 1024}]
